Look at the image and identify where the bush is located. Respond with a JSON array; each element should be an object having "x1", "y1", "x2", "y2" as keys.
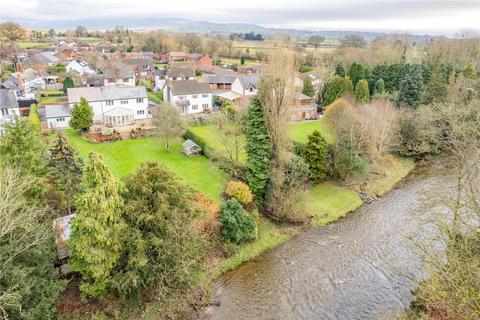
[
  {"x1": 303, "y1": 130, "x2": 329, "y2": 182},
  {"x1": 225, "y1": 180, "x2": 253, "y2": 205},
  {"x1": 220, "y1": 199, "x2": 257, "y2": 244}
]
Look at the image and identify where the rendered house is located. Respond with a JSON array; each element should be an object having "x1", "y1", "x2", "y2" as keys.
[
  {"x1": 66, "y1": 59, "x2": 96, "y2": 76},
  {"x1": 164, "y1": 80, "x2": 213, "y2": 115},
  {"x1": 203, "y1": 75, "x2": 238, "y2": 90},
  {"x1": 45, "y1": 104, "x2": 71, "y2": 129},
  {"x1": 125, "y1": 52, "x2": 154, "y2": 60},
  {"x1": 125, "y1": 59, "x2": 155, "y2": 77},
  {"x1": 0, "y1": 89, "x2": 20, "y2": 134},
  {"x1": 103, "y1": 68, "x2": 136, "y2": 87},
  {"x1": 154, "y1": 69, "x2": 167, "y2": 90},
  {"x1": 67, "y1": 86, "x2": 149, "y2": 126},
  {"x1": 231, "y1": 75, "x2": 260, "y2": 96},
  {"x1": 167, "y1": 66, "x2": 195, "y2": 81}
]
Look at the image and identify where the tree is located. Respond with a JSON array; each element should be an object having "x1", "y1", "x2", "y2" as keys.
[
  {"x1": 47, "y1": 132, "x2": 83, "y2": 214},
  {"x1": 307, "y1": 35, "x2": 325, "y2": 50},
  {"x1": 245, "y1": 97, "x2": 271, "y2": 205},
  {"x1": 152, "y1": 103, "x2": 185, "y2": 151},
  {"x1": 373, "y1": 78, "x2": 385, "y2": 95},
  {"x1": 462, "y1": 63, "x2": 477, "y2": 79},
  {"x1": 0, "y1": 22, "x2": 27, "y2": 42},
  {"x1": 48, "y1": 28, "x2": 56, "y2": 40},
  {"x1": 112, "y1": 162, "x2": 204, "y2": 302},
  {"x1": 225, "y1": 180, "x2": 253, "y2": 205},
  {"x1": 354, "y1": 79, "x2": 371, "y2": 103},
  {"x1": 63, "y1": 76, "x2": 75, "y2": 92},
  {"x1": 69, "y1": 97, "x2": 93, "y2": 133},
  {"x1": 424, "y1": 65, "x2": 448, "y2": 104},
  {"x1": 335, "y1": 62, "x2": 346, "y2": 77},
  {"x1": 322, "y1": 75, "x2": 354, "y2": 105},
  {"x1": 69, "y1": 153, "x2": 125, "y2": 298},
  {"x1": 341, "y1": 34, "x2": 367, "y2": 48},
  {"x1": 75, "y1": 25, "x2": 88, "y2": 37},
  {"x1": 397, "y1": 65, "x2": 425, "y2": 108},
  {"x1": 28, "y1": 103, "x2": 41, "y2": 129},
  {"x1": 240, "y1": 56, "x2": 245, "y2": 65},
  {"x1": 220, "y1": 199, "x2": 257, "y2": 244},
  {"x1": 302, "y1": 76, "x2": 315, "y2": 98},
  {"x1": 183, "y1": 32, "x2": 202, "y2": 53},
  {"x1": 348, "y1": 62, "x2": 366, "y2": 87},
  {"x1": 303, "y1": 130, "x2": 329, "y2": 182}
]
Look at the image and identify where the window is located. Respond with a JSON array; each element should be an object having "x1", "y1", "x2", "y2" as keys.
[
  {"x1": 192, "y1": 104, "x2": 198, "y2": 110},
  {"x1": 178, "y1": 95, "x2": 186, "y2": 100},
  {"x1": 192, "y1": 94, "x2": 198, "y2": 99},
  {"x1": 1, "y1": 109, "x2": 8, "y2": 116},
  {"x1": 137, "y1": 110, "x2": 145, "y2": 115},
  {"x1": 106, "y1": 100, "x2": 114, "y2": 106},
  {"x1": 56, "y1": 117, "x2": 65, "y2": 122},
  {"x1": 121, "y1": 100, "x2": 128, "y2": 105},
  {"x1": 136, "y1": 98, "x2": 144, "y2": 103},
  {"x1": 202, "y1": 93, "x2": 209, "y2": 98},
  {"x1": 202, "y1": 103, "x2": 209, "y2": 110}
]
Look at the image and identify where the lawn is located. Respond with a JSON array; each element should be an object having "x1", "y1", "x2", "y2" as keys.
[
  {"x1": 288, "y1": 119, "x2": 332, "y2": 143},
  {"x1": 18, "y1": 41, "x2": 52, "y2": 49},
  {"x1": 220, "y1": 57, "x2": 261, "y2": 66},
  {"x1": 39, "y1": 96, "x2": 67, "y2": 105},
  {"x1": 364, "y1": 155, "x2": 415, "y2": 196},
  {"x1": 40, "y1": 90, "x2": 65, "y2": 96},
  {"x1": 64, "y1": 129, "x2": 227, "y2": 201},
  {"x1": 296, "y1": 183, "x2": 363, "y2": 226}
]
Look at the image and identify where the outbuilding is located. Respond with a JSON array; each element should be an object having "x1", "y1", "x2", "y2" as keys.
[{"x1": 182, "y1": 139, "x2": 202, "y2": 156}]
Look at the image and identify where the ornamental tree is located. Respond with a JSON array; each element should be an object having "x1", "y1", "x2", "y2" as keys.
[
  {"x1": 69, "y1": 97, "x2": 93, "y2": 133},
  {"x1": 354, "y1": 79, "x2": 371, "y2": 103},
  {"x1": 220, "y1": 199, "x2": 257, "y2": 244},
  {"x1": 397, "y1": 65, "x2": 425, "y2": 109}
]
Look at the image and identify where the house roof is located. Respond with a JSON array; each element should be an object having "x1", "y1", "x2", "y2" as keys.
[
  {"x1": 125, "y1": 59, "x2": 154, "y2": 69},
  {"x1": 168, "y1": 66, "x2": 195, "y2": 78},
  {"x1": 168, "y1": 80, "x2": 212, "y2": 95},
  {"x1": 0, "y1": 89, "x2": 18, "y2": 109},
  {"x1": 45, "y1": 104, "x2": 70, "y2": 118},
  {"x1": 186, "y1": 53, "x2": 202, "y2": 59},
  {"x1": 169, "y1": 51, "x2": 186, "y2": 57},
  {"x1": 183, "y1": 139, "x2": 200, "y2": 149},
  {"x1": 104, "y1": 68, "x2": 134, "y2": 79},
  {"x1": 26, "y1": 52, "x2": 59, "y2": 65},
  {"x1": 68, "y1": 85, "x2": 147, "y2": 103},
  {"x1": 297, "y1": 71, "x2": 323, "y2": 82},
  {"x1": 237, "y1": 75, "x2": 261, "y2": 89},
  {"x1": 203, "y1": 75, "x2": 238, "y2": 84},
  {"x1": 103, "y1": 107, "x2": 135, "y2": 116},
  {"x1": 86, "y1": 75, "x2": 104, "y2": 86}
]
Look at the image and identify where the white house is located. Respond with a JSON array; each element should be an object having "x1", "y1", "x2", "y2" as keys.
[
  {"x1": 45, "y1": 104, "x2": 71, "y2": 129},
  {"x1": 66, "y1": 59, "x2": 96, "y2": 76},
  {"x1": 103, "y1": 68, "x2": 136, "y2": 87},
  {"x1": 231, "y1": 75, "x2": 260, "y2": 96},
  {"x1": 0, "y1": 89, "x2": 20, "y2": 134},
  {"x1": 164, "y1": 80, "x2": 213, "y2": 115},
  {"x1": 67, "y1": 86, "x2": 149, "y2": 126}
]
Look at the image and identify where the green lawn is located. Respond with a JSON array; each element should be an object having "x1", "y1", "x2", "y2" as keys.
[
  {"x1": 288, "y1": 120, "x2": 332, "y2": 143},
  {"x1": 39, "y1": 96, "x2": 67, "y2": 104},
  {"x1": 297, "y1": 183, "x2": 363, "y2": 226},
  {"x1": 18, "y1": 41, "x2": 52, "y2": 49},
  {"x1": 147, "y1": 92, "x2": 163, "y2": 104},
  {"x1": 64, "y1": 129, "x2": 227, "y2": 201},
  {"x1": 220, "y1": 57, "x2": 261, "y2": 66},
  {"x1": 40, "y1": 90, "x2": 64, "y2": 97}
]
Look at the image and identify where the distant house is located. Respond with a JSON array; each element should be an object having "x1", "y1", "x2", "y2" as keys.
[
  {"x1": 186, "y1": 54, "x2": 213, "y2": 67},
  {"x1": 103, "y1": 68, "x2": 136, "y2": 87},
  {"x1": 197, "y1": 65, "x2": 238, "y2": 76},
  {"x1": 231, "y1": 75, "x2": 260, "y2": 96},
  {"x1": 295, "y1": 72, "x2": 323, "y2": 94},
  {"x1": 24, "y1": 51, "x2": 60, "y2": 67},
  {"x1": 62, "y1": 49, "x2": 77, "y2": 59},
  {"x1": 45, "y1": 104, "x2": 71, "y2": 129},
  {"x1": 67, "y1": 85, "x2": 149, "y2": 126},
  {"x1": 164, "y1": 80, "x2": 213, "y2": 115},
  {"x1": 0, "y1": 88, "x2": 20, "y2": 134},
  {"x1": 78, "y1": 42, "x2": 93, "y2": 51},
  {"x1": 203, "y1": 75, "x2": 238, "y2": 90},
  {"x1": 183, "y1": 139, "x2": 202, "y2": 156},
  {"x1": 167, "y1": 66, "x2": 195, "y2": 81},
  {"x1": 86, "y1": 75, "x2": 104, "y2": 87},
  {"x1": 168, "y1": 51, "x2": 187, "y2": 62},
  {"x1": 125, "y1": 59, "x2": 155, "y2": 77},
  {"x1": 125, "y1": 52, "x2": 154, "y2": 60},
  {"x1": 288, "y1": 93, "x2": 318, "y2": 122},
  {"x1": 237, "y1": 65, "x2": 269, "y2": 75},
  {"x1": 66, "y1": 59, "x2": 96, "y2": 76},
  {"x1": 96, "y1": 42, "x2": 113, "y2": 54}
]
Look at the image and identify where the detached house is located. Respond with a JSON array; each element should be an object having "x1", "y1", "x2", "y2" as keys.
[
  {"x1": 231, "y1": 75, "x2": 260, "y2": 96},
  {"x1": 0, "y1": 89, "x2": 20, "y2": 134},
  {"x1": 288, "y1": 93, "x2": 318, "y2": 121},
  {"x1": 67, "y1": 86, "x2": 149, "y2": 126},
  {"x1": 125, "y1": 59, "x2": 155, "y2": 77},
  {"x1": 203, "y1": 75, "x2": 238, "y2": 90},
  {"x1": 186, "y1": 54, "x2": 213, "y2": 67},
  {"x1": 168, "y1": 52, "x2": 187, "y2": 62},
  {"x1": 103, "y1": 68, "x2": 136, "y2": 87},
  {"x1": 167, "y1": 67, "x2": 195, "y2": 81},
  {"x1": 66, "y1": 59, "x2": 96, "y2": 76},
  {"x1": 164, "y1": 80, "x2": 213, "y2": 115}
]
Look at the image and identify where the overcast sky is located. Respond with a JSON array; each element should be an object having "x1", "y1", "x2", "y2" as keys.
[{"x1": 2, "y1": 0, "x2": 480, "y2": 34}]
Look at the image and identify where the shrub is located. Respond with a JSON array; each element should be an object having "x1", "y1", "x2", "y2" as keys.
[
  {"x1": 225, "y1": 180, "x2": 253, "y2": 205},
  {"x1": 220, "y1": 199, "x2": 257, "y2": 244},
  {"x1": 303, "y1": 130, "x2": 329, "y2": 182}
]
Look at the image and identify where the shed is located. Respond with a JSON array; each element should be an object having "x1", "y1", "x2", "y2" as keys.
[{"x1": 183, "y1": 139, "x2": 202, "y2": 156}]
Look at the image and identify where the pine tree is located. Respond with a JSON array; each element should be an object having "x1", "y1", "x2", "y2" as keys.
[
  {"x1": 245, "y1": 97, "x2": 271, "y2": 206},
  {"x1": 69, "y1": 153, "x2": 125, "y2": 298},
  {"x1": 354, "y1": 79, "x2": 370, "y2": 103},
  {"x1": 335, "y1": 62, "x2": 345, "y2": 77},
  {"x1": 28, "y1": 103, "x2": 40, "y2": 129},
  {"x1": 240, "y1": 56, "x2": 245, "y2": 65},
  {"x1": 48, "y1": 132, "x2": 83, "y2": 214},
  {"x1": 397, "y1": 65, "x2": 425, "y2": 109},
  {"x1": 63, "y1": 76, "x2": 75, "y2": 92},
  {"x1": 373, "y1": 78, "x2": 385, "y2": 95},
  {"x1": 322, "y1": 75, "x2": 354, "y2": 105},
  {"x1": 424, "y1": 65, "x2": 448, "y2": 104},
  {"x1": 303, "y1": 130, "x2": 329, "y2": 182},
  {"x1": 302, "y1": 76, "x2": 315, "y2": 97},
  {"x1": 69, "y1": 97, "x2": 93, "y2": 132},
  {"x1": 348, "y1": 62, "x2": 366, "y2": 87}
]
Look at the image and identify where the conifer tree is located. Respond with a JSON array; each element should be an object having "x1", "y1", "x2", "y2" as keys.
[
  {"x1": 335, "y1": 62, "x2": 345, "y2": 77},
  {"x1": 322, "y1": 75, "x2": 354, "y2": 105},
  {"x1": 303, "y1": 130, "x2": 329, "y2": 182},
  {"x1": 354, "y1": 79, "x2": 370, "y2": 103},
  {"x1": 348, "y1": 62, "x2": 366, "y2": 87},
  {"x1": 424, "y1": 65, "x2": 448, "y2": 104},
  {"x1": 48, "y1": 132, "x2": 83, "y2": 213},
  {"x1": 69, "y1": 152, "x2": 125, "y2": 298},
  {"x1": 373, "y1": 78, "x2": 385, "y2": 95},
  {"x1": 397, "y1": 65, "x2": 425, "y2": 109},
  {"x1": 245, "y1": 97, "x2": 271, "y2": 205},
  {"x1": 63, "y1": 76, "x2": 75, "y2": 92},
  {"x1": 70, "y1": 97, "x2": 93, "y2": 133},
  {"x1": 302, "y1": 76, "x2": 315, "y2": 97}
]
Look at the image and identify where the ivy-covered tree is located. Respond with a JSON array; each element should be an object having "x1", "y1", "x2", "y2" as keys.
[
  {"x1": 112, "y1": 162, "x2": 204, "y2": 303},
  {"x1": 354, "y1": 79, "x2": 370, "y2": 103},
  {"x1": 303, "y1": 130, "x2": 329, "y2": 182},
  {"x1": 373, "y1": 78, "x2": 385, "y2": 95},
  {"x1": 348, "y1": 62, "x2": 366, "y2": 87},
  {"x1": 47, "y1": 132, "x2": 83, "y2": 214},
  {"x1": 69, "y1": 97, "x2": 93, "y2": 133},
  {"x1": 63, "y1": 76, "x2": 75, "y2": 92},
  {"x1": 397, "y1": 65, "x2": 425, "y2": 109},
  {"x1": 302, "y1": 76, "x2": 315, "y2": 97},
  {"x1": 245, "y1": 97, "x2": 271, "y2": 205},
  {"x1": 424, "y1": 65, "x2": 448, "y2": 104},
  {"x1": 335, "y1": 62, "x2": 346, "y2": 77},
  {"x1": 69, "y1": 153, "x2": 125, "y2": 298},
  {"x1": 322, "y1": 75, "x2": 354, "y2": 105},
  {"x1": 28, "y1": 103, "x2": 40, "y2": 129}
]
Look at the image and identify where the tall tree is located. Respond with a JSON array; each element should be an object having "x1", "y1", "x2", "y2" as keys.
[
  {"x1": 373, "y1": 78, "x2": 385, "y2": 95},
  {"x1": 75, "y1": 25, "x2": 88, "y2": 37},
  {"x1": 322, "y1": 75, "x2": 354, "y2": 105},
  {"x1": 69, "y1": 153, "x2": 125, "y2": 298},
  {"x1": 245, "y1": 97, "x2": 271, "y2": 205},
  {"x1": 302, "y1": 76, "x2": 315, "y2": 97},
  {"x1": 28, "y1": 103, "x2": 41, "y2": 130},
  {"x1": 152, "y1": 103, "x2": 185, "y2": 151},
  {"x1": 424, "y1": 64, "x2": 448, "y2": 104},
  {"x1": 348, "y1": 62, "x2": 366, "y2": 87},
  {"x1": 183, "y1": 32, "x2": 202, "y2": 53},
  {"x1": 63, "y1": 76, "x2": 75, "y2": 92},
  {"x1": 47, "y1": 132, "x2": 83, "y2": 214},
  {"x1": 303, "y1": 130, "x2": 329, "y2": 182},
  {"x1": 354, "y1": 79, "x2": 371, "y2": 103},
  {"x1": 69, "y1": 97, "x2": 93, "y2": 133},
  {"x1": 397, "y1": 65, "x2": 425, "y2": 108},
  {"x1": 341, "y1": 34, "x2": 367, "y2": 48},
  {"x1": 335, "y1": 62, "x2": 346, "y2": 77},
  {"x1": 307, "y1": 35, "x2": 325, "y2": 50},
  {"x1": 0, "y1": 22, "x2": 27, "y2": 42}
]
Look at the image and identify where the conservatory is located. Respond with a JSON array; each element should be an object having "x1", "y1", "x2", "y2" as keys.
[{"x1": 103, "y1": 107, "x2": 135, "y2": 126}]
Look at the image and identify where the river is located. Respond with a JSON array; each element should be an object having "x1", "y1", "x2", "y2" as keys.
[{"x1": 205, "y1": 158, "x2": 451, "y2": 320}]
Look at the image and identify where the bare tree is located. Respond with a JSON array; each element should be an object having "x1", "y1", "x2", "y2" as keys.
[
  {"x1": 152, "y1": 103, "x2": 185, "y2": 151},
  {"x1": 183, "y1": 32, "x2": 202, "y2": 53}
]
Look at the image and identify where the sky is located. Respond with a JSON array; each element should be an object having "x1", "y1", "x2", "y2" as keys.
[{"x1": 1, "y1": 0, "x2": 480, "y2": 35}]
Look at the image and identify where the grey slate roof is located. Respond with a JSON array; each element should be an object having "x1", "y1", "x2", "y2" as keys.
[
  {"x1": 104, "y1": 68, "x2": 134, "y2": 79},
  {"x1": 238, "y1": 75, "x2": 261, "y2": 89},
  {"x1": 86, "y1": 75, "x2": 104, "y2": 86},
  {"x1": 203, "y1": 75, "x2": 238, "y2": 84},
  {"x1": 168, "y1": 67, "x2": 195, "y2": 78},
  {"x1": 45, "y1": 104, "x2": 70, "y2": 118},
  {"x1": 169, "y1": 80, "x2": 212, "y2": 95},
  {"x1": 68, "y1": 86, "x2": 147, "y2": 103},
  {"x1": 0, "y1": 89, "x2": 18, "y2": 109},
  {"x1": 26, "y1": 52, "x2": 59, "y2": 65}
]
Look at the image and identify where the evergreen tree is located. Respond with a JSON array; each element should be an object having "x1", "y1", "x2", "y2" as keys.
[
  {"x1": 396, "y1": 65, "x2": 425, "y2": 109},
  {"x1": 303, "y1": 130, "x2": 329, "y2": 182},
  {"x1": 354, "y1": 79, "x2": 370, "y2": 103},
  {"x1": 373, "y1": 78, "x2": 385, "y2": 95},
  {"x1": 63, "y1": 76, "x2": 75, "y2": 92},
  {"x1": 245, "y1": 97, "x2": 271, "y2": 206},
  {"x1": 69, "y1": 153, "x2": 125, "y2": 298},
  {"x1": 47, "y1": 132, "x2": 83, "y2": 214},
  {"x1": 240, "y1": 56, "x2": 245, "y2": 65},
  {"x1": 335, "y1": 62, "x2": 345, "y2": 77},
  {"x1": 322, "y1": 75, "x2": 354, "y2": 105},
  {"x1": 28, "y1": 103, "x2": 40, "y2": 129},
  {"x1": 220, "y1": 199, "x2": 257, "y2": 244},
  {"x1": 348, "y1": 62, "x2": 365, "y2": 87},
  {"x1": 424, "y1": 64, "x2": 448, "y2": 104},
  {"x1": 69, "y1": 97, "x2": 93, "y2": 132},
  {"x1": 302, "y1": 76, "x2": 315, "y2": 97}
]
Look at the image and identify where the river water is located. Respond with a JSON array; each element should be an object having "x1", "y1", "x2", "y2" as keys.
[{"x1": 205, "y1": 158, "x2": 451, "y2": 320}]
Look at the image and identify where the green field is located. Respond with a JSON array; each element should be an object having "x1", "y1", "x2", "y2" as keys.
[
  {"x1": 64, "y1": 129, "x2": 227, "y2": 201},
  {"x1": 288, "y1": 120, "x2": 332, "y2": 143},
  {"x1": 18, "y1": 41, "x2": 52, "y2": 49},
  {"x1": 220, "y1": 57, "x2": 261, "y2": 66}
]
